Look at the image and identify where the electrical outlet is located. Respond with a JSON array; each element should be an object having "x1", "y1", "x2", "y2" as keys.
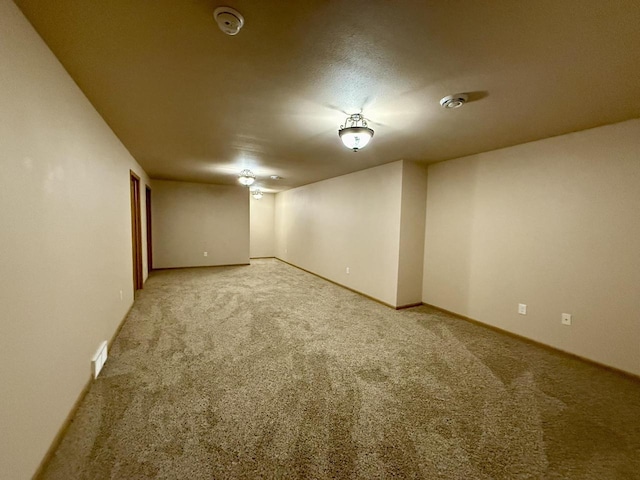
[
  {"x1": 346, "y1": 267, "x2": 350, "y2": 274},
  {"x1": 119, "y1": 290, "x2": 123, "y2": 301},
  {"x1": 203, "y1": 251, "x2": 208, "y2": 257},
  {"x1": 518, "y1": 303, "x2": 527, "y2": 315},
  {"x1": 562, "y1": 313, "x2": 572, "y2": 326}
]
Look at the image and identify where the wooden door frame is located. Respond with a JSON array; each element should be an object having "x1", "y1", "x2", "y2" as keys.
[
  {"x1": 145, "y1": 185, "x2": 152, "y2": 272},
  {"x1": 130, "y1": 171, "x2": 143, "y2": 291}
]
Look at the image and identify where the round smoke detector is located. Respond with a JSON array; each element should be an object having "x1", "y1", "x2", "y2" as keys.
[
  {"x1": 440, "y1": 94, "x2": 468, "y2": 109},
  {"x1": 214, "y1": 6, "x2": 244, "y2": 36}
]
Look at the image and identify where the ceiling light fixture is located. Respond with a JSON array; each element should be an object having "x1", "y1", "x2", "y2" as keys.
[
  {"x1": 251, "y1": 189, "x2": 263, "y2": 200},
  {"x1": 238, "y1": 169, "x2": 255, "y2": 186},
  {"x1": 440, "y1": 94, "x2": 468, "y2": 109},
  {"x1": 338, "y1": 113, "x2": 374, "y2": 152},
  {"x1": 270, "y1": 175, "x2": 281, "y2": 180}
]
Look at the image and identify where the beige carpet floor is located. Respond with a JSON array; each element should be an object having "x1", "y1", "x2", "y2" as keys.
[{"x1": 41, "y1": 259, "x2": 640, "y2": 479}]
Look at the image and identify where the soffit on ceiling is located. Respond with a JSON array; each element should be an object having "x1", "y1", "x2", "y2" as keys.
[{"x1": 13, "y1": 0, "x2": 640, "y2": 191}]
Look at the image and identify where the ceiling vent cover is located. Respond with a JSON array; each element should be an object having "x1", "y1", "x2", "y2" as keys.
[
  {"x1": 214, "y1": 7, "x2": 244, "y2": 36},
  {"x1": 440, "y1": 94, "x2": 468, "y2": 109}
]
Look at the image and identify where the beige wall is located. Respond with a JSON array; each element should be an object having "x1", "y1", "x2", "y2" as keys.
[
  {"x1": 0, "y1": 2, "x2": 151, "y2": 477},
  {"x1": 250, "y1": 193, "x2": 276, "y2": 258},
  {"x1": 275, "y1": 161, "x2": 403, "y2": 306},
  {"x1": 152, "y1": 180, "x2": 249, "y2": 268},
  {"x1": 423, "y1": 120, "x2": 640, "y2": 375},
  {"x1": 397, "y1": 162, "x2": 429, "y2": 307}
]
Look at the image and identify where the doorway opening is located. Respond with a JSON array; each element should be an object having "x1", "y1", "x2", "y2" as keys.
[
  {"x1": 130, "y1": 171, "x2": 143, "y2": 291},
  {"x1": 145, "y1": 185, "x2": 152, "y2": 272}
]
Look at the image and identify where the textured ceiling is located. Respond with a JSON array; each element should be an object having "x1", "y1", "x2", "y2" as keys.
[{"x1": 14, "y1": 0, "x2": 640, "y2": 191}]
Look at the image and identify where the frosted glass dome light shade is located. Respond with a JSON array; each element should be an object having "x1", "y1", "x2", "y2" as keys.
[
  {"x1": 339, "y1": 127, "x2": 374, "y2": 151},
  {"x1": 238, "y1": 169, "x2": 256, "y2": 186},
  {"x1": 338, "y1": 114, "x2": 374, "y2": 151},
  {"x1": 251, "y1": 189, "x2": 263, "y2": 199}
]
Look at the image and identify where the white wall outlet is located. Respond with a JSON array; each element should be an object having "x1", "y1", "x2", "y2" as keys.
[
  {"x1": 562, "y1": 313, "x2": 572, "y2": 326},
  {"x1": 346, "y1": 267, "x2": 350, "y2": 274},
  {"x1": 518, "y1": 303, "x2": 527, "y2": 315},
  {"x1": 91, "y1": 341, "x2": 108, "y2": 379},
  {"x1": 203, "y1": 251, "x2": 208, "y2": 257},
  {"x1": 119, "y1": 290, "x2": 123, "y2": 301}
]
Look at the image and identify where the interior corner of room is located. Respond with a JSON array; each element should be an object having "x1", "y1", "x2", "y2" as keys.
[{"x1": 1, "y1": 0, "x2": 639, "y2": 477}]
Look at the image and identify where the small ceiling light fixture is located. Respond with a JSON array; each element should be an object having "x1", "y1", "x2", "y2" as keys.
[
  {"x1": 251, "y1": 189, "x2": 264, "y2": 200},
  {"x1": 440, "y1": 93, "x2": 468, "y2": 109},
  {"x1": 338, "y1": 113, "x2": 374, "y2": 151},
  {"x1": 270, "y1": 175, "x2": 281, "y2": 180},
  {"x1": 238, "y1": 169, "x2": 255, "y2": 186},
  {"x1": 213, "y1": 6, "x2": 244, "y2": 36}
]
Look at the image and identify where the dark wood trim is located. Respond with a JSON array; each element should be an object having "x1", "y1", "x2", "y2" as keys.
[
  {"x1": 33, "y1": 304, "x2": 135, "y2": 479},
  {"x1": 129, "y1": 171, "x2": 143, "y2": 291},
  {"x1": 422, "y1": 302, "x2": 640, "y2": 382},
  {"x1": 108, "y1": 305, "x2": 134, "y2": 351},
  {"x1": 272, "y1": 259, "x2": 639, "y2": 380},
  {"x1": 275, "y1": 257, "x2": 398, "y2": 309},
  {"x1": 152, "y1": 263, "x2": 251, "y2": 271},
  {"x1": 32, "y1": 377, "x2": 91, "y2": 479},
  {"x1": 145, "y1": 185, "x2": 152, "y2": 272},
  {"x1": 250, "y1": 256, "x2": 276, "y2": 259},
  {"x1": 396, "y1": 302, "x2": 423, "y2": 310},
  {"x1": 276, "y1": 258, "x2": 424, "y2": 310}
]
